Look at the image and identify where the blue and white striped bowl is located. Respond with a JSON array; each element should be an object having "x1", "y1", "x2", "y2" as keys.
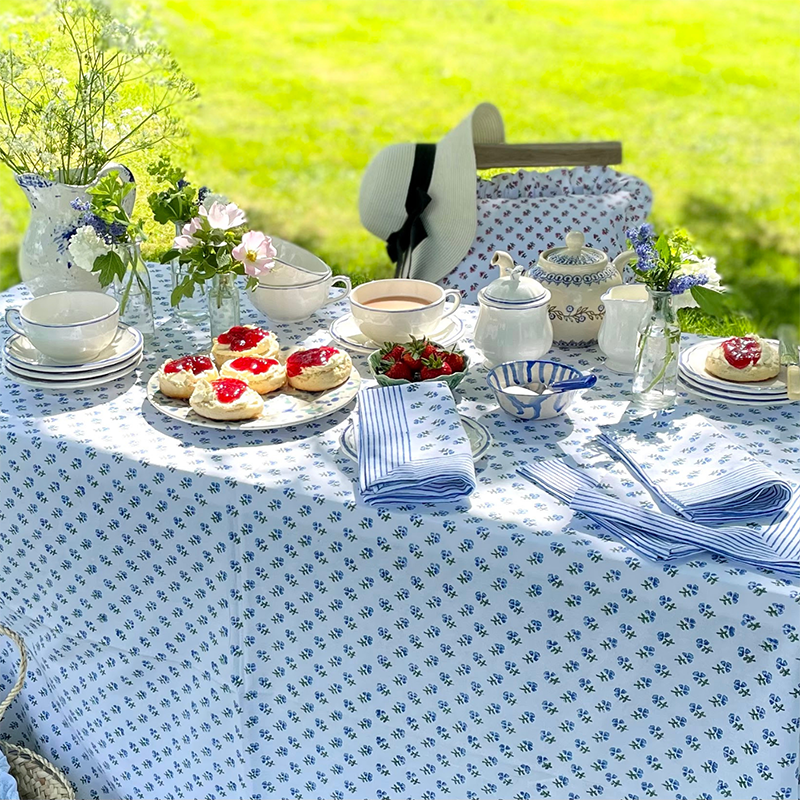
[{"x1": 487, "y1": 360, "x2": 591, "y2": 420}]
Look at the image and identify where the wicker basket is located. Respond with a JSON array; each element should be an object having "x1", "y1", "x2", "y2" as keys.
[{"x1": 0, "y1": 626, "x2": 75, "y2": 800}]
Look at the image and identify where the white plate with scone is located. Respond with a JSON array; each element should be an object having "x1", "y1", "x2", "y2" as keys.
[
  {"x1": 678, "y1": 336, "x2": 791, "y2": 403},
  {"x1": 147, "y1": 340, "x2": 362, "y2": 430}
]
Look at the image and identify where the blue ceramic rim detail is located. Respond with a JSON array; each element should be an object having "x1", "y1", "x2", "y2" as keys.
[
  {"x1": 18, "y1": 292, "x2": 119, "y2": 329},
  {"x1": 486, "y1": 359, "x2": 583, "y2": 391},
  {"x1": 350, "y1": 279, "x2": 447, "y2": 314}
]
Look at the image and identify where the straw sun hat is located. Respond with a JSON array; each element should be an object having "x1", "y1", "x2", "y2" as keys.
[{"x1": 359, "y1": 103, "x2": 505, "y2": 285}]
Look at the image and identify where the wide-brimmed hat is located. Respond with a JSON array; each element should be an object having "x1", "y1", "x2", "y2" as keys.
[{"x1": 359, "y1": 103, "x2": 505, "y2": 284}]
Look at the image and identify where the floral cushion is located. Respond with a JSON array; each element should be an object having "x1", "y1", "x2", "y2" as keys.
[{"x1": 441, "y1": 166, "x2": 653, "y2": 304}]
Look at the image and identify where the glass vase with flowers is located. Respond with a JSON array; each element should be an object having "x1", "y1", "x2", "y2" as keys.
[
  {"x1": 160, "y1": 200, "x2": 277, "y2": 340},
  {"x1": 67, "y1": 170, "x2": 155, "y2": 341},
  {"x1": 626, "y1": 224, "x2": 727, "y2": 410}
]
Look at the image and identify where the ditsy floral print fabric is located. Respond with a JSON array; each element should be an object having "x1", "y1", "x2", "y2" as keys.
[
  {"x1": 442, "y1": 166, "x2": 653, "y2": 303},
  {"x1": 0, "y1": 274, "x2": 798, "y2": 800}
]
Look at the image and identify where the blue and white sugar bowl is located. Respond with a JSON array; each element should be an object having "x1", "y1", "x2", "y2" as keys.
[
  {"x1": 529, "y1": 230, "x2": 636, "y2": 348},
  {"x1": 487, "y1": 359, "x2": 597, "y2": 421},
  {"x1": 473, "y1": 251, "x2": 553, "y2": 369}
]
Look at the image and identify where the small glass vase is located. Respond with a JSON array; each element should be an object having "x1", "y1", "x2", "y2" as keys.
[
  {"x1": 113, "y1": 243, "x2": 155, "y2": 343},
  {"x1": 208, "y1": 273, "x2": 240, "y2": 339},
  {"x1": 170, "y1": 224, "x2": 207, "y2": 322},
  {"x1": 632, "y1": 289, "x2": 681, "y2": 410}
]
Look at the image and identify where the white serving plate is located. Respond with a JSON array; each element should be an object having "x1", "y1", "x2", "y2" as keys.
[
  {"x1": 679, "y1": 338, "x2": 787, "y2": 397},
  {"x1": 146, "y1": 368, "x2": 362, "y2": 430},
  {"x1": 329, "y1": 312, "x2": 465, "y2": 355},
  {"x1": 3, "y1": 324, "x2": 143, "y2": 373},
  {"x1": 340, "y1": 414, "x2": 492, "y2": 463},
  {"x1": 3, "y1": 354, "x2": 142, "y2": 390},
  {"x1": 679, "y1": 370, "x2": 794, "y2": 406}
]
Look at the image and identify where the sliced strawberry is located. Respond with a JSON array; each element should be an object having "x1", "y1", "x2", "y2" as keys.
[{"x1": 384, "y1": 360, "x2": 414, "y2": 381}]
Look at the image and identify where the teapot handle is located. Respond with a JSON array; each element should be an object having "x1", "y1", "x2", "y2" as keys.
[{"x1": 611, "y1": 249, "x2": 637, "y2": 280}]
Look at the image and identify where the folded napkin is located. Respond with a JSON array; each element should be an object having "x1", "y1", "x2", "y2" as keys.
[
  {"x1": 518, "y1": 460, "x2": 800, "y2": 574},
  {"x1": 357, "y1": 381, "x2": 476, "y2": 506},
  {"x1": 597, "y1": 416, "x2": 792, "y2": 524}
]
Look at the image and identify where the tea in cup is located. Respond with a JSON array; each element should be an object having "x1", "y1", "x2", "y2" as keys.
[
  {"x1": 4, "y1": 291, "x2": 119, "y2": 364},
  {"x1": 349, "y1": 279, "x2": 461, "y2": 343}
]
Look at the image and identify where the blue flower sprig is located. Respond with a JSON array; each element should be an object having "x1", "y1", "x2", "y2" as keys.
[{"x1": 626, "y1": 224, "x2": 708, "y2": 295}]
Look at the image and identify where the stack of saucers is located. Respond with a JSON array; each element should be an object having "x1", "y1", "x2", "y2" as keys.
[
  {"x1": 678, "y1": 338, "x2": 791, "y2": 405},
  {"x1": 3, "y1": 324, "x2": 143, "y2": 390}
]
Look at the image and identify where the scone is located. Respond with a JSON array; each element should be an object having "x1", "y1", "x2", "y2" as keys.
[
  {"x1": 189, "y1": 378, "x2": 264, "y2": 421},
  {"x1": 158, "y1": 354, "x2": 219, "y2": 399},
  {"x1": 286, "y1": 346, "x2": 352, "y2": 391},
  {"x1": 220, "y1": 356, "x2": 287, "y2": 394},
  {"x1": 705, "y1": 335, "x2": 780, "y2": 382},
  {"x1": 211, "y1": 325, "x2": 279, "y2": 368}
]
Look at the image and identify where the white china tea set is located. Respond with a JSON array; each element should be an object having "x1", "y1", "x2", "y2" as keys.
[{"x1": 3, "y1": 291, "x2": 144, "y2": 389}]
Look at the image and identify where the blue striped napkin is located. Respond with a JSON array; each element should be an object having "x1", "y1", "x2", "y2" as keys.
[
  {"x1": 597, "y1": 418, "x2": 792, "y2": 524},
  {"x1": 518, "y1": 460, "x2": 800, "y2": 574},
  {"x1": 357, "y1": 381, "x2": 476, "y2": 506}
]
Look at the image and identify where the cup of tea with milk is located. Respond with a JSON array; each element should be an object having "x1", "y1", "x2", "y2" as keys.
[{"x1": 349, "y1": 279, "x2": 461, "y2": 343}]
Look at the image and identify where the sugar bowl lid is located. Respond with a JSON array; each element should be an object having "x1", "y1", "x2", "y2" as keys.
[
  {"x1": 541, "y1": 230, "x2": 607, "y2": 267},
  {"x1": 480, "y1": 254, "x2": 549, "y2": 307}
]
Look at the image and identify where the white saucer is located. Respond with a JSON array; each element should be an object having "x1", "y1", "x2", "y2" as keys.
[
  {"x1": 679, "y1": 338, "x2": 787, "y2": 397},
  {"x1": 329, "y1": 313, "x2": 465, "y2": 355},
  {"x1": 3, "y1": 324, "x2": 143, "y2": 373},
  {"x1": 4, "y1": 349, "x2": 142, "y2": 381},
  {"x1": 340, "y1": 414, "x2": 491, "y2": 462},
  {"x1": 3, "y1": 354, "x2": 142, "y2": 390}
]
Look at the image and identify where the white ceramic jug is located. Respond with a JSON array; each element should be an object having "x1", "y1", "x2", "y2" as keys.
[
  {"x1": 473, "y1": 251, "x2": 553, "y2": 368},
  {"x1": 597, "y1": 284, "x2": 650, "y2": 373}
]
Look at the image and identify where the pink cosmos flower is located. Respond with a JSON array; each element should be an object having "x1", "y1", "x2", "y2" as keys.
[
  {"x1": 232, "y1": 231, "x2": 276, "y2": 277},
  {"x1": 200, "y1": 201, "x2": 247, "y2": 230}
]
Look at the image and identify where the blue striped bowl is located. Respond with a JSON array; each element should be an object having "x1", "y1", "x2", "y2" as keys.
[{"x1": 487, "y1": 360, "x2": 592, "y2": 420}]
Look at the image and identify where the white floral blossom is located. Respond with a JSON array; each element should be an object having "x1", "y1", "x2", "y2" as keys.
[
  {"x1": 672, "y1": 255, "x2": 724, "y2": 309},
  {"x1": 68, "y1": 224, "x2": 111, "y2": 271}
]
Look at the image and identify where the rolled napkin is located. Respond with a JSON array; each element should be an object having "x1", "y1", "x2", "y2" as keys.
[
  {"x1": 518, "y1": 460, "x2": 800, "y2": 574},
  {"x1": 596, "y1": 416, "x2": 792, "y2": 524},
  {"x1": 357, "y1": 381, "x2": 476, "y2": 506}
]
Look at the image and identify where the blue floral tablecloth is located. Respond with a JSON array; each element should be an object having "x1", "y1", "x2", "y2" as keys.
[{"x1": 0, "y1": 274, "x2": 798, "y2": 800}]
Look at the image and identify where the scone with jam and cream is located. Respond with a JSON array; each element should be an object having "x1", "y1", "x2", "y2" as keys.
[
  {"x1": 286, "y1": 346, "x2": 352, "y2": 391},
  {"x1": 189, "y1": 377, "x2": 264, "y2": 421},
  {"x1": 211, "y1": 325, "x2": 279, "y2": 368},
  {"x1": 158, "y1": 355, "x2": 218, "y2": 399},
  {"x1": 220, "y1": 356, "x2": 287, "y2": 395},
  {"x1": 705, "y1": 335, "x2": 780, "y2": 382}
]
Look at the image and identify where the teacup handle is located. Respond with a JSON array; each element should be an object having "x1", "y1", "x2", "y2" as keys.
[
  {"x1": 321, "y1": 275, "x2": 352, "y2": 308},
  {"x1": 441, "y1": 289, "x2": 462, "y2": 318},
  {"x1": 4, "y1": 309, "x2": 25, "y2": 336}
]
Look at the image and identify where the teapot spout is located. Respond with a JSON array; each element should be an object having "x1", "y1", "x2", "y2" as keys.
[{"x1": 490, "y1": 250, "x2": 517, "y2": 278}]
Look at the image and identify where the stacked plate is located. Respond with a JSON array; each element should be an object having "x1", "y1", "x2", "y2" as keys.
[
  {"x1": 3, "y1": 324, "x2": 143, "y2": 390},
  {"x1": 679, "y1": 338, "x2": 792, "y2": 406}
]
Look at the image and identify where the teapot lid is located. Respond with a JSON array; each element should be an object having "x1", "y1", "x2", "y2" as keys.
[
  {"x1": 481, "y1": 264, "x2": 549, "y2": 306},
  {"x1": 544, "y1": 230, "x2": 604, "y2": 265}
]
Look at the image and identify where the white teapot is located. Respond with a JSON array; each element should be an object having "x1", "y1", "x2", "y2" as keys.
[
  {"x1": 529, "y1": 230, "x2": 636, "y2": 347},
  {"x1": 473, "y1": 251, "x2": 553, "y2": 368}
]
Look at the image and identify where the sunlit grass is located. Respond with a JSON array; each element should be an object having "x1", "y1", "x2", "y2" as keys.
[{"x1": 1, "y1": 0, "x2": 797, "y2": 334}]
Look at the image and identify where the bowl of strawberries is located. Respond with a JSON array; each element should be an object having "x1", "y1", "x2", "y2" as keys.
[{"x1": 369, "y1": 336, "x2": 469, "y2": 390}]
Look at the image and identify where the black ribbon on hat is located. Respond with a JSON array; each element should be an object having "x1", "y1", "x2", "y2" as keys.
[{"x1": 386, "y1": 143, "x2": 436, "y2": 278}]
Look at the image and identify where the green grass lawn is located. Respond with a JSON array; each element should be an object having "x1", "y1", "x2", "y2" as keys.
[{"x1": 1, "y1": 0, "x2": 798, "y2": 334}]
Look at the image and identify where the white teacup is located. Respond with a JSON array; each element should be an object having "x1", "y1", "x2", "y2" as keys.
[
  {"x1": 349, "y1": 279, "x2": 461, "y2": 344},
  {"x1": 5, "y1": 291, "x2": 119, "y2": 364},
  {"x1": 249, "y1": 274, "x2": 352, "y2": 322}
]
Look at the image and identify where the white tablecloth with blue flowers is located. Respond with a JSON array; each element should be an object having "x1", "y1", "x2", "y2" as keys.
[{"x1": 0, "y1": 274, "x2": 798, "y2": 800}]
